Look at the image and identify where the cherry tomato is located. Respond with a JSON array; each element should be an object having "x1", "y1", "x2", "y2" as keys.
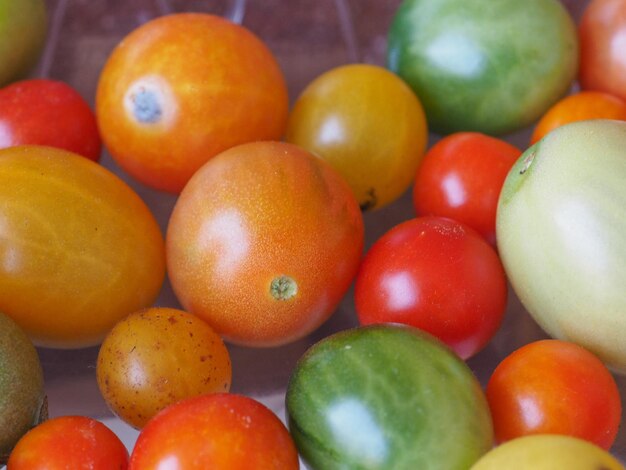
[
  {"x1": 8, "y1": 416, "x2": 129, "y2": 469},
  {"x1": 412, "y1": 132, "x2": 521, "y2": 245},
  {"x1": 285, "y1": 63, "x2": 428, "y2": 210},
  {"x1": 96, "y1": 13, "x2": 289, "y2": 193},
  {"x1": 579, "y1": 0, "x2": 626, "y2": 101},
  {"x1": 531, "y1": 91, "x2": 626, "y2": 144},
  {"x1": 97, "y1": 307, "x2": 232, "y2": 429},
  {"x1": 486, "y1": 339, "x2": 622, "y2": 450},
  {"x1": 166, "y1": 141, "x2": 364, "y2": 347},
  {"x1": 0, "y1": 146, "x2": 165, "y2": 348},
  {"x1": 354, "y1": 216, "x2": 507, "y2": 359},
  {"x1": 0, "y1": 79, "x2": 101, "y2": 160},
  {"x1": 129, "y1": 393, "x2": 299, "y2": 470}
]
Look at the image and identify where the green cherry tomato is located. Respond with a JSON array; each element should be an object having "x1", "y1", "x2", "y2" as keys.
[
  {"x1": 387, "y1": 0, "x2": 578, "y2": 135},
  {"x1": 286, "y1": 324, "x2": 493, "y2": 470}
]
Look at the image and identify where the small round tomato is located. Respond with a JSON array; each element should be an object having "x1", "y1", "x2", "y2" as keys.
[
  {"x1": 96, "y1": 13, "x2": 289, "y2": 193},
  {"x1": 8, "y1": 416, "x2": 129, "y2": 469},
  {"x1": 166, "y1": 141, "x2": 364, "y2": 347},
  {"x1": 0, "y1": 79, "x2": 101, "y2": 160},
  {"x1": 579, "y1": 0, "x2": 626, "y2": 101},
  {"x1": 486, "y1": 339, "x2": 621, "y2": 450},
  {"x1": 129, "y1": 393, "x2": 299, "y2": 470},
  {"x1": 0, "y1": 146, "x2": 165, "y2": 348},
  {"x1": 412, "y1": 132, "x2": 521, "y2": 245},
  {"x1": 285, "y1": 63, "x2": 428, "y2": 210},
  {"x1": 97, "y1": 307, "x2": 232, "y2": 429},
  {"x1": 531, "y1": 91, "x2": 626, "y2": 144},
  {"x1": 354, "y1": 216, "x2": 507, "y2": 359}
]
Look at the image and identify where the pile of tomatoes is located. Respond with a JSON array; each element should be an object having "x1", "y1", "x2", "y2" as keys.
[{"x1": 1, "y1": 0, "x2": 626, "y2": 468}]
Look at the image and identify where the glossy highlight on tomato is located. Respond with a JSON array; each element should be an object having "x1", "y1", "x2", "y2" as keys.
[
  {"x1": 0, "y1": 145, "x2": 165, "y2": 348},
  {"x1": 166, "y1": 141, "x2": 364, "y2": 347},
  {"x1": 96, "y1": 13, "x2": 289, "y2": 193}
]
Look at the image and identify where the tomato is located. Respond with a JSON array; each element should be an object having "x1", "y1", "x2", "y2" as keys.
[
  {"x1": 531, "y1": 91, "x2": 626, "y2": 144},
  {"x1": 97, "y1": 307, "x2": 232, "y2": 429},
  {"x1": 0, "y1": 146, "x2": 165, "y2": 348},
  {"x1": 285, "y1": 63, "x2": 428, "y2": 211},
  {"x1": 387, "y1": 0, "x2": 578, "y2": 135},
  {"x1": 96, "y1": 13, "x2": 289, "y2": 193},
  {"x1": 486, "y1": 339, "x2": 621, "y2": 449},
  {"x1": 579, "y1": 0, "x2": 626, "y2": 102},
  {"x1": 471, "y1": 434, "x2": 625, "y2": 470},
  {"x1": 0, "y1": 79, "x2": 101, "y2": 160},
  {"x1": 354, "y1": 216, "x2": 507, "y2": 359},
  {"x1": 8, "y1": 416, "x2": 129, "y2": 469},
  {"x1": 0, "y1": 0, "x2": 47, "y2": 87},
  {"x1": 496, "y1": 119, "x2": 626, "y2": 372},
  {"x1": 412, "y1": 132, "x2": 521, "y2": 245},
  {"x1": 286, "y1": 324, "x2": 493, "y2": 469},
  {"x1": 166, "y1": 141, "x2": 364, "y2": 347},
  {"x1": 129, "y1": 393, "x2": 299, "y2": 470}
]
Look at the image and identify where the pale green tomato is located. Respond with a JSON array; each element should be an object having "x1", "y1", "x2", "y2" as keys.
[{"x1": 496, "y1": 119, "x2": 626, "y2": 372}]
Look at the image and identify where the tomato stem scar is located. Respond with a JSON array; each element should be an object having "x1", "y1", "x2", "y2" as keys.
[{"x1": 270, "y1": 276, "x2": 297, "y2": 300}]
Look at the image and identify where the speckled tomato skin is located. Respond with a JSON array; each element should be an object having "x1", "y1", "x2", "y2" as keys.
[
  {"x1": 286, "y1": 324, "x2": 494, "y2": 470},
  {"x1": 166, "y1": 141, "x2": 364, "y2": 347},
  {"x1": 96, "y1": 13, "x2": 289, "y2": 193},
  {"x1": 96, "y1": 307, "x2": 232, "y2": 429}
]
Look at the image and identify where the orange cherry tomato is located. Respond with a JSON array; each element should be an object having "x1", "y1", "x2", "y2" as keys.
[
  {"x1": 96, "y1": 13, "x2": 289, "y2": 193},
  {"x1": 8, "y1": 416, "x2": 129, "y2": 469},
  {"x1": 129, "y1": 393, "x2": 299, "y2": 470},
  {"x1": 166, "y1": 141, "x2": 364, "y2": 347},
  {"x1": 486, "y1": 339, "x2": 622, "y2": 450},
  {"x1": 530, "y1": 91, "x2": 626, "y2": 144},
  {"x1": 0, "y1": 146, "x2": 165, "y2": 348},
  {"x1": 285, "y1": 63, "x2": 428, "y2": 210},
  {"x1": 97, "y1": 307, "x2": 232, "y2": 429}
]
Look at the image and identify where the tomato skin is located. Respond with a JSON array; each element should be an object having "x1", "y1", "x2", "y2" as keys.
[
  {"x1": 96, "y1": 13, "x2": 289, "y2": 193},
  {"x1": 8, "y1": 416, "x2": 129, "y2": 469},
  {"x1": 0, "y1": 79, "x2": 101, "y2": 160},
  {"x1": 129, "y1": 393, "x2": 299, "y2": 470},
  {"x1": 166, "y1": 141, "x2": 364, "y2": 347},
  {"x1": 0, "y1": 146, "x2": 165, "y2": 348},
  {"x1": 97, "y1": 307, "x2": 232, "y2": 429},
  {"x1": 354, "y1": 216, "x2": 507, "y2": 359},
  {"x1": 285, "y1": 64, "x2": 428, "y2": 211},
  {"x1": 486, "y1": 339, "x2": 621, "y2": 450},
  {"x1": 412, "y1": 132, "x2": 521, "y2": 245},
  {"x1": 579, "y1": 0, "x2": 626, "y2": 102}
]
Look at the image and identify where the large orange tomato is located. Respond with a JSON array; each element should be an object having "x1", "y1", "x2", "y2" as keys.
[
  {"x1": 166, "y1": 141, "x2": 364, "y2": 347},
  {"x1": 96, "y1": 13, "x2": 289, "y2": 193},
  {"x1": 0, "y1": 146, "x2": 165, "y2": 348}
]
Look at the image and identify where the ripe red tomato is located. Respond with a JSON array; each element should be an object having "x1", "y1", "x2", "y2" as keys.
[
  {"x1": 8, "y1": 416, "x2": 129, "y2": 469},
  {"x1": 129, "y1": 393, "x2": 299, "y2": 470},
  {"x1": 166, "y1": 141, "x2": 364, "y2": 347},
  {"x1": 413, "y1": 132, "x2": 521, "y2": 245},
  {"x1": 96, "y1": 13, "x2": 289, "y2": 193},
  {"x1": 0, "y1": 79, "x2": 101, "y2": 160},
  {"x1": 486, "y1": 339, "x2": 622, "y2": 450},
  {"x1": 579, "y1": 0, "x2": 626, "y2": 101},
  {"x1": 354, "y1": 216, "x2": 507, "y2": 359}
]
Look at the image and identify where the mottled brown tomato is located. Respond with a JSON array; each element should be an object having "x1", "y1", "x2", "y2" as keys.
[
  {"x1": 166, "y1": 141, "x2": 364, "y2": 347},
  {"x1": 96, "y1": 307, "x2": 232, "y2": 429}
]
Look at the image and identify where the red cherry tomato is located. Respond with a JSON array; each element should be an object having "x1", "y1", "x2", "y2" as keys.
[
  {"x1": 0, "y1": 79, "x2": 101, "y2": 160},
  {"x1": 579, "y1": 0, "x2": 626, "y2": 101},
  {"x1": 412, "y1": 132, "x2": 521, "y2": 245},
  {"x1": 129, "y1": 393, "x2": 299, "y2": 470},
  {"x1": 8, "y1": 416, "x2": 129, "y2": 469},
  {"x1": 354, "y1": 216, "x2": 507, "y2": 359},
  {"x1": 166, "y1": 141, "x2": 364, "y2": 347},
  {"x1": 486, "y1": 339, "x2": 622, "y2": 450}
]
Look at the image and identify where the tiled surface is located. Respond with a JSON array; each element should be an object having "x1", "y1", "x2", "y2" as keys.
[{"x1": 7, "y1": 0, "x2": 624, "y2": 464}]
